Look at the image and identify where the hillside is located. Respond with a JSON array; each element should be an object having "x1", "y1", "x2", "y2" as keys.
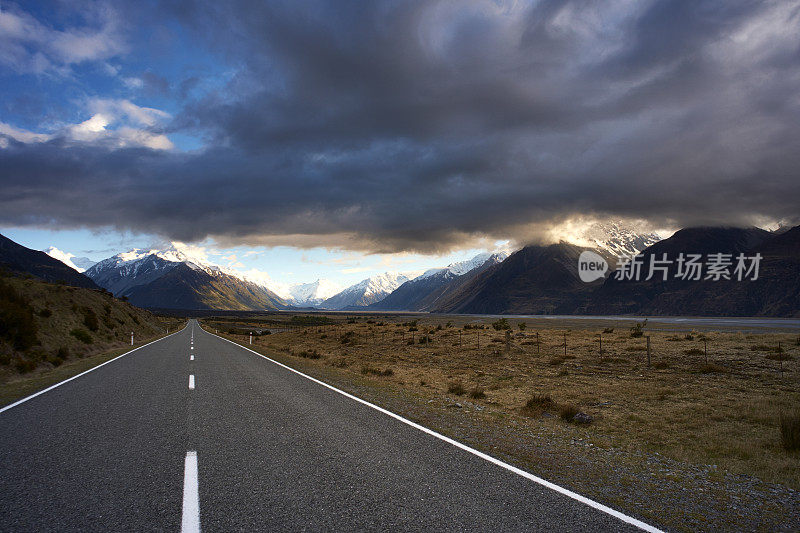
[
  {"x1": 0, "y1": 272, "x2": 169, "y2": 380},
  {"x1": 431, "y1": 242, "x2": 606, "y2": 314},
  {"x1": 0, "y1": 234, "x2": 99, "y2": 289},
  {"x1": 124, "y1": 263, "x2": 286, "y2": 310},
  {"x1": 368, "y1": 253, "x2": 507, "y2": 311},
  {"x1": 584, "y1": 226, "x2": 800, "y2": 317}
]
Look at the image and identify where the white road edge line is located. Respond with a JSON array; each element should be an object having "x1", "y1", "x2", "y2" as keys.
[
  {"x1": 181, "y1": 451, "x2": 201, "y2": 533},
  {"x1": 0, "y1": 322, "x2": 190, "y2": 415},
  {"x1": 189, "y1": 375, "x2": 195, "y2": 390},
  {"x1": 190, "y1": 355, "x2": 194, "y2": 361},
  {"x1": 204, "y1": 323, "x2": 664, "y2": 533}
]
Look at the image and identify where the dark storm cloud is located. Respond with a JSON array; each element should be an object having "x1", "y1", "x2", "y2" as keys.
[{"x1": 2, "y1": 0, "x2": 800, "y2": 252}]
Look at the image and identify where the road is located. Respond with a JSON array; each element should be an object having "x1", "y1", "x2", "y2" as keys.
[{"x1": 0, "y1": 320, "x2": 660, "y2": 532}]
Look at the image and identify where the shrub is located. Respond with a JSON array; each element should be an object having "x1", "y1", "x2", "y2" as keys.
[
  {"x1": 683, "y1": 348, "x2": 704, "y2": 356},
  {"x1": 448, "y1": 381, "x2": 466, "y2": 395},
  {"x1": 83, "y1": 308, "x2": 99, "y2": 332},
  {"x1": 698, "y1": 363, "x2": 724, "y2": 374},
  {"x1": 47, "y1": 354, "x2": 64, "y2": 367},
  {"x1": 559, "y1": 404, "x2": 580, "y2": 422},
  {"x1": 70, "y1": 328, "x2": 93, "y2": 344},
  {"x1": 56, "y1": 346, "x2": 70, "y2": 359},
  {"x1": 39, "y1": 308, "x2": 52, "y2": 318},
  {"x1": 653, "y1": 360, "x2": 671, "y2": 369},
  {"x1": 629, "y1": 319, "x2": 647, "y2": 338},
  {"x1": 780, "y1": 412, "x2": 800, "y2": 451},
  {"x1": 0, "y1": 279, "x2": 39, "y2": 351},
  {"x1": 469, "y1": 386, "x2": 486, "y2": 400},
  {"x1": 492, "y1": 318, "x2": 511, "y2": 331},
  {"x1": 14, "y1": 357, "x2": 37, "y2": 373},
  {"x1": 296, "y1": 349, "x2": 321, "y2": 359},
  {"x1": 360, "y1": 365, "x2": 393, "y2": 376},
  {"x1": 766, "y1": 353, "x2": 794, "y2": 361},
  {"x1": 524, "y1": 394, "x2": 556, "y2": 411},
  {"x1": 602, "y1": 327, "x2": 614, "y2": 334},
  {"x1": 518, "y1": 322, "x2": 527, "y2": 331}
]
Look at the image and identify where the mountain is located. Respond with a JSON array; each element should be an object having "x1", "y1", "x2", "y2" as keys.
[
  {"x1": 71, "y1": 256, "x2": 98, "y2": 271},
  {"x1": 287, "y1": 279, "x2": 342, "y2": 307},
  {"x1": 581, "y1": 222, "x2": 662, "y2": 258},
  {"x1": 0, "y1": 234, "x2": 99, "y2": 289},
  {"x1": 44, "y1": 246, "x2": 97, "y2": 273},
  {"x1": 319, "y1": 272, "x2": 413, "y2": 310},
  {"x1": 583, "y1": 226, "x2": 798, "y2": 316},
  {"x1": 430, "y1": 242, "x2": 605, "y2": 314},
  {"x1": 85, "y1": 247, "x2": 285, "y2": 310},
  {"x1": 369, "y1": 252, "x2": 509, "y2": 311},
  {"x1": 123, "y1": 263, "x2": 285, "y2": 310}
]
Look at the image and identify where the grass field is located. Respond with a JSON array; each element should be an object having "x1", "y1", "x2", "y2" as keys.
[{"x1": 203, "y1": 314, "x2": 799, "y2": 489}]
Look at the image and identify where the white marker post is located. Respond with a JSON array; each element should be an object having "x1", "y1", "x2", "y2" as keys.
[
  {"x1": 130, "y1": 332, "x2": 134, "y2": 346},
  {"x1": 250, "y1": 332, "x2": 253, "y2": 345}
]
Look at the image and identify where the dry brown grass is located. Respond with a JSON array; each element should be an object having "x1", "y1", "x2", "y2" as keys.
[{"x1": 204, "y1": 315, "x2": 800, "y2": 488}]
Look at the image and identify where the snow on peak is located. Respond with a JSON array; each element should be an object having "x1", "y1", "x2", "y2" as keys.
[
  {"x1": 582, "y1": 222, "x2": 662, "y2": 258},
  {"x1": 354, "y1": 272, "x2": 412, "y2": 296},
  {"x1": 418, "y1": 251, "x2": 510, "y2": 280},
  {"x1": 288, "y1": 279, "x2": 343, "y2": 306},
  {"x1": 44, "y1": 246, "x2": 82, "y2": 272},
  {"x1": 558, "y1": 221, "x2": 662, "y2": 258}
]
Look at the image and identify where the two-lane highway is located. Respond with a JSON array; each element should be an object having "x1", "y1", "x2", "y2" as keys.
[{"x1": 0, "y1": 320, "x2": 660, "y2": 532}]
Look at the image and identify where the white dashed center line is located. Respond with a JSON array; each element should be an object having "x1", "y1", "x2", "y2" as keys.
[
  {"x1": 181, "y1": 451, "x2": 200, "y2": 533},
  {"x1": 189, "y1": 375, "x2": 195, "y2": 390}
]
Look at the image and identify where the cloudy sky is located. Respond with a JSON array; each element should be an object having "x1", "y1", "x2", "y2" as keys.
[{"x1": 1, "y1": 0, "x2": 798, "y2": 286}]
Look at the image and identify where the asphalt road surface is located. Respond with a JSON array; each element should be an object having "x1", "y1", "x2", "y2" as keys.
[{"x1": 0, "y1": 320, "x2": 660, "y2": 532}]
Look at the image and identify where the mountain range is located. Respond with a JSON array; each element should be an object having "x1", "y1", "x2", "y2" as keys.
[
  {"x1": 84, "y1": 248, "x2": 285, "y2": 311},
  {"x1": 368, "y1": 252, "x2": 509, "y2": 311},
  {"x1": 319, "y1": 272, "x2": 414, "y2": 310},
  {"x1": 6, "y1": 221, "x2": 796, "y2": 316}
]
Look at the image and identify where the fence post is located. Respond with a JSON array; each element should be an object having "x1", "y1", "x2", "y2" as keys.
[
  {"x1": 704, "y1": 338, "x2": 708, "y2": 365},
  {"x1": 563, "y1": 332, "x2": 567, "y2": 357},
  {"x1": 598, "y1": 333, "x2": 603, "y2": 356},
  {"x1": 536, "y1": 332, "x2": 540, "y2": 354},
  {"x1": 646, "y1": 335, "x2": 651, "y2": 367}
]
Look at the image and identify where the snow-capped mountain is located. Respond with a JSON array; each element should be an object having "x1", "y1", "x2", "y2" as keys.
[
  {"x1": 85, "y1": 246, "x2": 285, "y2": 310},
  {"x1": 416, "y1": 251, "x2": 510, "y2": 280},
  {"x1": 44, "y1": 246, "x2": 96, "y2": 273},
  {"x1": 86, "y1": 248, "x2": 202, "y2": 296},
  {"x1": 288, "y1": 279, "x2": 343, "y2": 307},
  {"x1": 577, "y1": 222, "x2": 662, "y2": 258},
  {"x1": 370, "y1": 251, "x2": 510, "y2": 311},
  {"x1": 319, "y1": 272, "x2": 413, "y2": 310}
]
